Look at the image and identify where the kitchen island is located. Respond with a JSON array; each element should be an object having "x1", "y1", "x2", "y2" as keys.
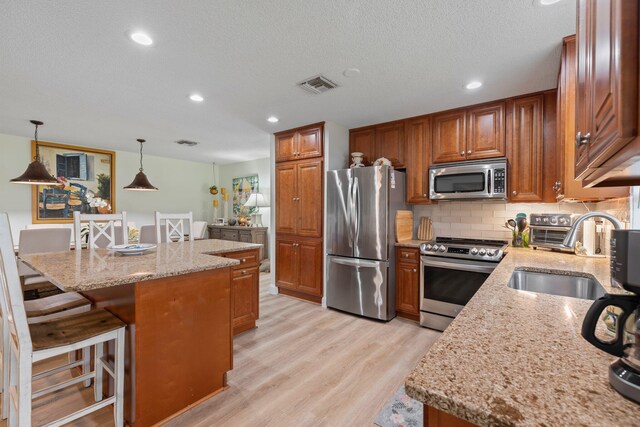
[
  {"x1": 405, "y1": 248, "x2": 639, "y2": 426},
  {"x1": 20, "y1": 239, "x2": 262, "y2": 427}
]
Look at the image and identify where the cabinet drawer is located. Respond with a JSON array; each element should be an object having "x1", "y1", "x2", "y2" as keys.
[
  {"x1": 397, "y1": 247, "x2": 419, "y2": 263},
  {"x1": 223, "y1": 250, "x2": 259, "y2": 268},
  {"x1": 209, "y1": 228, "x2": 222, "y2": 239},
  {"x1": 221, "y1": 230, "x2": 239, "y2": 241},
  {"x1": 238, "y1": 231, "x2": 252, "y2": 243}
]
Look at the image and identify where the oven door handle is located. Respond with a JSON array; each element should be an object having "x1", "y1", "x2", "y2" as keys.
[{"x1": 421, "y1": 257, "x2": 497, "y2": 274}]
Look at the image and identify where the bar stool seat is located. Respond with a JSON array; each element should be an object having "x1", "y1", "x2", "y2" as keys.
[
  {"x1": 30, "y1": 308, "x2": 125, "y2": 351},
  {"x1": 25, "y1": 293, "x2": 92, "y2": 323}
]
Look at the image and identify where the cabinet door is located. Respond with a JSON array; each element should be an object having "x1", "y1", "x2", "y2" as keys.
[
  {"x1": 275, "y1": 131, "x2": 297, "y2": 162},
  {"x1": 575, "y1": 0, "x2": 592, "y2": 178},
  {"x1": 375, "y1": 121, "x2": 405, "y2": 168},
  {"x1": 507, "y1": 95, "x2": 544, "y2": 202},
  {"x1": 296, "y1": 239, "x2": 323, "y2": 297},
  {"x1": 349, "y1": 128, "x2": 375, "y2": 166},
  {"x1": 275, "y1": 239, "x2": 298, "y2": 290},
  {"x1": 297, "y1": 159, "x2": 323, "y2": 238},
  {"x1": 396, "y1": 261, "x2": 419, "y2": 316},
  {"x1": 405, "y1": 116, "x2": 431, "y2": 203},
  {"x1": 432, "y1": 110, "x2": 466, "y2": 163},
  {"x1": 466, "y1": 102, "x2": 506, "y2": 160},
  {"x1": 275, "y1": 163, "x2": 297, "y2": 234},
  {"x1": 231, "y1": 266, "x2": 259, "y2": 331},
  {"x1": 297, "y1": 125, "x2": 323, "y2": 159}
]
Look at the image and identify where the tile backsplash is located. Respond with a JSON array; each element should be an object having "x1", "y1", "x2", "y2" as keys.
[{"x1": 412, "y1": 197, "x2": 631, "y2": 242}]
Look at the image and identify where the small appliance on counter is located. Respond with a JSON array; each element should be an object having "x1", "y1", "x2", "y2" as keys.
[
  {"x1": 529, "y1": 213, "x2": 581, "y2": 252},
  {"x1": 581, "y1": 230, "x2": 640, "y2": 404}
]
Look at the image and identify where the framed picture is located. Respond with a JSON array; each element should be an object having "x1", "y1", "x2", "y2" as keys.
[
  {"x1": 31, "y1": 140, "x2": 116, "y2": 224},
  {"x1": 232, "y1": 175, "x2": 259, "y2": 216}
]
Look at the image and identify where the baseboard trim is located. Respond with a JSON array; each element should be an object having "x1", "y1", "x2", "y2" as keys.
[{"x1": 269, "y1": 284, "x2": 279, "y2": 295}]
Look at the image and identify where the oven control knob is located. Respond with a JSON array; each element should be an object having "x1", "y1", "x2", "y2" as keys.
[
  {"x1": 479, "y1": 249, "x2": 487, "y2": 256},
  {"x1": 543, "y1": 217, "x2": 549, "y2": 223},
  {"x1": 470, "y1": 248, "x2": 479, "y2": 255},
  {"x1": 424, "y1": 244, "x2": 432, "y2": 252},
  {"x1": 487, "y1": 249, "x2": 496, "y2": 257},
  {"x1": 559, "y1": 217, "x2": 567, "y2": 225},
  {"x1": 438, "y1": 245, "x2": 446, "y2": 253},
  {"x1": 550, "y1": 217, "x2": 558, "y2": 225}
]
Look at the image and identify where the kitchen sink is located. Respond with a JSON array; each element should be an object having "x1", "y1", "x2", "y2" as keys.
[{"x1": 508, "y1": 269, "x2": 606, "y2": 300}]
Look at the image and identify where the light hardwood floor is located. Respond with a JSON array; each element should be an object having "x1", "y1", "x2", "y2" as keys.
[{"x1": 2, "y1": 273, "x2": 440, "y2": 426}]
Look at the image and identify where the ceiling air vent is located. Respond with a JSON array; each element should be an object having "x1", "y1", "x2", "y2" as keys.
[
  {"x1": 298, "y1": 74, "x2": 339, "y2": 94},
  {"x1": 175, "y1": 139, "x2": 199, "y2": 147}
]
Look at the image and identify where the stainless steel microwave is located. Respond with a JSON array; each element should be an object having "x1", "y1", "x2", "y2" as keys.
[{"x1": 429, "y1": 158, "x2": 507, "y2": 200}]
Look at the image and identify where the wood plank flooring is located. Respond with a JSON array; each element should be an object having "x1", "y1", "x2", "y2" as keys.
[{"x1": 1, "y1": 273, "x2": 440, "y2": 426}]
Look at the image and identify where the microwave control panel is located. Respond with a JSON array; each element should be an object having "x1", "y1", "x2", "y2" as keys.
[{"x1": 493, "y1": 168, "x2": 506, "y2": 194}]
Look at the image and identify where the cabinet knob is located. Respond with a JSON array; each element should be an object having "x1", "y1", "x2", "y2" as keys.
[
  {"x1": 575, "y1": 132, "x2": 591, "y2": 147},
  {"x1": 413, "y1": 269, "x2": 417, "y2": 273},
  {"x1": 512, "y1": 190, "x2": 517, "y2": 195},
  {"x1": 460, "y1": 151, "x2": 465, "y2": 156},
  {"x1": 242, "y1": 270, "x2": 247, "y2": 275},
  {"x1": 423, "y1": 193, "x2": 427, "y2": 197},
  {"x1": 467, "y1": 150, "x2": 472, "y2": 154},
  {"x1": 241, "y1": 258, "x2": 246, "y2": 263}
]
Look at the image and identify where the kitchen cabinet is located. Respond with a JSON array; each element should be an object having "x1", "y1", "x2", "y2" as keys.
[
  {"x1": 276, "y1": 237, "x2": 323, "y2": 302},
  {"x1": 208, "y1": 226, "x2": 269, "y2": 261},
  {"x1": 375, "y1": 121, "x2": 405, "y2": 168},
  {"x1": 275, "y1": 123, "x2": 323, "y2": 162},
  {"x1": 395, "y1": 247, "x2": 420, "y2": 320},
  {"x1": 466, "y1": 102, "x2": 506, "y2": 160},
  {"x1": 275, "y1": 159, "x2": 323, "y2": 238},
  {"x1": 423, "y1": 404, "x2": 475, "y2": 427},
  {"x1": 432, "y1": 110, "x2": 466, "y2": 163},
  {"x1": 219, "y1": 248, "x2": 261, "y2": 335},
  {"x1": 556, "y1": 35, "x2": 629, "y2": 200},
  {"x1": 575, "y1": 0, "x2": 640, "y2": 186},
  {"x1": 349, "y1": 127, "x2": 375, "y2": 166},
  {"x1": 405, "y1": 116, "x2": 431, "y2": 203}
]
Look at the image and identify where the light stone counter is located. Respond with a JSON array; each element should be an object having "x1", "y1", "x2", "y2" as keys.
[
  {"x1": 395, "y1": 240, "x2": 427, "y2": 248},
  {"x1": 405, "y1": 248, "x2": 639, "y2": 426},
  {"x1": 19, "y1": 239, "x2": 262, "y2": 292}
]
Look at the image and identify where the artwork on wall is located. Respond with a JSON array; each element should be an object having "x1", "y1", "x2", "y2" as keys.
[
  {"x1": 232, "y1": 175, "x2": 259, "y2": 217},
  {"x1": 31, "y1": 140, "x2": 116, "y2": 223}
]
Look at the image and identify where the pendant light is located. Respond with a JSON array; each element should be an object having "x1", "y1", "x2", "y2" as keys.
[
  {"x1": 10, "y1": 120, "x2": 63, "y2": 186},
  {"x1": 124, "y1": 139, "x2": 158, "y2": 191}
]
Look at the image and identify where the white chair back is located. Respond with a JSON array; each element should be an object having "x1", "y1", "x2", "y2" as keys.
[
  {"x1": 154, "y1": 212, "x2": 193, "y2": 243},
  {"x1": 17, "y1": 228, "x2": 71, "y2": 277},
  {"x1": 25, "y1": 224, "x2": 67, "y2": 229},
  {"x1": 191, "y1": 221, "x2": 208, "y2": 240},
  {"x1": 73, "y1": 211, "x2": 128, "y2": 250},
  {"x1": 139, "y1": 225, "x2": 167, "y2": 244},
  {"x1": 0, "y1": 214, "x2": 34, "y2": 355}
]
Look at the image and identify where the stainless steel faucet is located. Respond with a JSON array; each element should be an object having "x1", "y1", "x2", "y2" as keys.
[{"x1": 562, "y1": 211, "x2": 624, "y2": 249}]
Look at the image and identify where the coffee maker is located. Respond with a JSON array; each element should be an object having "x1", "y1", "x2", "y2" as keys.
[{"x1": 582, "y1": 230, "x2": 640, "y2": 403}]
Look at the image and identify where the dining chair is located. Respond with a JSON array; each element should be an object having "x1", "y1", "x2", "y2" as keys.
[
  {"x1": 139, "y1": 224, "x2": 167, "y2": 244},
  {"x1": 0, "y1": 213, "x2": 126, "y2": 426},
  {"x1": 73, "y1": 211, "x2": 128, "y2": 250},
  {"x1": 154, "y1": 211, "x2": 193, "y2": 243},
  {"x1": 191, "y1": 221, "x2": 208, "y2": 240},
  {"x1": 18, "y1": 228, "x2": 72, "y2": 286}
]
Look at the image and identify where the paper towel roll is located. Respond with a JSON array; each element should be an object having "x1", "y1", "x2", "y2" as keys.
[{"x1": 582, "y1": 219, "x2": 596, "y2": 256}]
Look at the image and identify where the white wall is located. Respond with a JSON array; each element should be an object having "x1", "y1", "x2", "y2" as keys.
[{"x1": 0, "y1": 133, "x2": 215, "y2": 238}]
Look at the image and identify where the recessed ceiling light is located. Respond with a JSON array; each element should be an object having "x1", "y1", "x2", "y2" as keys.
[
  {"x1": 538, "y1": 0, "x2": 562, "y2": 5},
  {"x1": 130, "y1": 32, "x2": 153, "y2": 46},
  {"x1": 267, "y1": 116, "x2": 279, "y2": 123},
  {"x1": 343, "y1": 68, "x2": 361, "y2": 78},
  {"x1": 189, "y1": 94, "x2": 204, "y2": 102},
  {"x1": 465, "y1": 81, "x2": 482, "y2": 90}
]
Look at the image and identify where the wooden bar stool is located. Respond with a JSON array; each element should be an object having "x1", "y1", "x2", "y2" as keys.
[
  {"x1": 73, "y1": 211, "x2": 128, "y2": 250},
  {"x1": 154, "y1": 211, "x2": 193, "y2": 242},
  {"x1": 0, "y1": 214, "x2": 126, "y2": 426}
]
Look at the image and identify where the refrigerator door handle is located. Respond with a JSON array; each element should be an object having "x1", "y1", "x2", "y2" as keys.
[
  {"x1": 352, "y1": 176, "x2": 360, "y2": 246},
  {"x1": 347, "y1": 178, "x2": 354, "y2": 248},
  {"x1": 331, "y1": 257, "x2": 380, "y2": 268}
]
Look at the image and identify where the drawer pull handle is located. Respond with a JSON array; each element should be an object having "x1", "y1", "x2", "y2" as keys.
[
  {"x1": 242, "y1": 270, "x2": 247, "y2": 275},
  {"x1": 242, "y1": 258, "x2": 246, "y2": 263}
]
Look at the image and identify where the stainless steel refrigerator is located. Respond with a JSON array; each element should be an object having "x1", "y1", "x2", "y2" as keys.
[{"x1": 326, "y1": 166, "x2": 406, "y2": 321}]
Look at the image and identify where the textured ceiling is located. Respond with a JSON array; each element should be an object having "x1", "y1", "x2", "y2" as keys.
[{"x1": 0, "y1": 0, "x2": 575, "y2": 164}]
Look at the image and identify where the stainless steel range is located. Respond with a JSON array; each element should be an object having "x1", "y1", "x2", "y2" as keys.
[{"x1": 419, "y1": 237, "x2": 507, "y2": 331}]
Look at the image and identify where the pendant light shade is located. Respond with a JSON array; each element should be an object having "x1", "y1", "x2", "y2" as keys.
[
  {"x1": 10, "y1": 120, "x2": 63, "y2": 186},
  {"x1": 124, "y1": 139, "x2": 158, "y2": 191}
]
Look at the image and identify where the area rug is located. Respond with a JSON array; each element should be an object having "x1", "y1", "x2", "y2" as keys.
[{"x1": 374, "y1": 385, "x2": 423, "y2": 427}]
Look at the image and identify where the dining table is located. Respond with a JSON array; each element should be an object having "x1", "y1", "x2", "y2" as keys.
[{"x1": 19, "y1": 238, "x2": 262, "y2": 427}]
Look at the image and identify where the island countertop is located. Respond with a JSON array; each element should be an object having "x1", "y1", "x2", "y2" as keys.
[
  {"x1": 405, "y1": 248, "x2": 639, "y2": 426},
  {"x1": 19, "y1": 239, "x2": 262, "y2": 292}
]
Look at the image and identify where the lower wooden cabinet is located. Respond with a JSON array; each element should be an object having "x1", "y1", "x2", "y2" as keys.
[
  {"x1": 219, "y1": 248, "x2": 260, "y2": 335},
  {"x1": 276, "y1": 237, "x2": 323, "y2": 303},
  {"x1": 395, "y1": 247, "x2": 420, "y2": 320},
  {"x1": 424, "y1": 404, "x2": 476, "y2": 427}
]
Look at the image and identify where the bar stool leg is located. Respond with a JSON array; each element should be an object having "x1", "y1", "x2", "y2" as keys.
[
  {"x1": 114, "y1": 329, "x2": 125, "y2": 427},
  {"x1": 1, "y1": 318, "x2": 9, "y2": 420},
  {"x1": 82, "y1": 347, "x2": 91, "y2": 388},
  {"x1": 94, "y1": 342, "x2": 103, "y2": 402}
]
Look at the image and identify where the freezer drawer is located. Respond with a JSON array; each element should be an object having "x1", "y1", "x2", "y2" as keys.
[{"x1": 326, "y1": 256, "x2": 394, "y2": 321}]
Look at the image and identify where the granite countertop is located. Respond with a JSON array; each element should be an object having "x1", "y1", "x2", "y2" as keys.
[
  {"x1": 405, "y1": 248, "x2": 639, "y2": 426},
  {"x1": 395, "y1": 240, "x2": 427, "y2": 248},
  {"x1": 20, "y1": 239, "x2": 262, "y2": 292}
]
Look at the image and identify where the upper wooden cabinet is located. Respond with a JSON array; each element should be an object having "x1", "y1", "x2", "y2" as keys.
[
  {"x1": 575, "y1": 0, "x2": 640, "y2": 186},
  {"x1": 405, "y1": 116, "x2": 431, "y2": 203},
  {"x1": 375, "y1": 121, "x2": 405, "y2": 168},
  {"x1": 507, "y1": 95, "x2": 544, "y2": 202},
  {"x1": 557, "y1": 35, "x2": 629, "y2": 200},
  {"x1": 432, "y1": 102, "x2": 506, "y2": 164},
  {"x1": 349, "y1": 128, "x2": 375, "y2": 166},
  {"x1": 275, "y1": 123, "x2": 324, "y2": 162},
  {"x1": 275, "y1": 158, "x2": 323, "y2": 238},
  {"x1": 432, "y1": 110, "x2": 466, "y2": 163}
]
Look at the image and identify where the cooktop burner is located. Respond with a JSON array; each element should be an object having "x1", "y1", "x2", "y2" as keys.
[{"x1": 419, "y1": 236, "x2": 508, "y2": 262}]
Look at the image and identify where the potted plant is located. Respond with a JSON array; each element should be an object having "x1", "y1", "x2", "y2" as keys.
[{"x1": 209, "y1": 185, "x2": 218, "y2": 195}]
